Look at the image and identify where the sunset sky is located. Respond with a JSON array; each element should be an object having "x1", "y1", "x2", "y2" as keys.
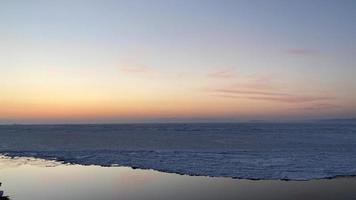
[{"x1": 1, "y1": 0, "x2": 356, "y2": 123}]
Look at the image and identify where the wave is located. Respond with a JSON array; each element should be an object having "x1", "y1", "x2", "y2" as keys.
[{"x1": 2, "y1": 149, "x2": 356, "y2": 181}]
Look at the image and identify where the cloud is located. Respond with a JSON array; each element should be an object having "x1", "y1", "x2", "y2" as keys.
[
  {"x1": 208, "y1": 70, "x2": 277, "y2": 91},
  {"x1": 215, "y1": 89, "x2": 287, "y2": 97},
  {"x1": 247, "y1": 96, "x2": 329, "y2": 103},
  {"x1": 211, "y1": 88, "x2": 331, "y2": 104},
  {"x1": 286, "y1": 48, "x2": 317, "y2": 55},
  {"x1": 206, "y1": 71, "x2": 332, "y2": 105},
  {"x1": 207, "y1": 67, "x2": 237, "y2": 79}
]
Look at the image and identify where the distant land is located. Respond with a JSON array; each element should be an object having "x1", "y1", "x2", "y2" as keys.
[{"x1": 0, "y1": 118, "x2": 355, "y2": 125}]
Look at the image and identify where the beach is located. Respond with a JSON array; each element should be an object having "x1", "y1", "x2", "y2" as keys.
[{"x1": 1, "y1": 156, "x2": 356, "y2": 200}]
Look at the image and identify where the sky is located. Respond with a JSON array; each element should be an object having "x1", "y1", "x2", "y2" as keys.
[{"x1": 1, "y1": 0, "x2": 356, "y2": 123}]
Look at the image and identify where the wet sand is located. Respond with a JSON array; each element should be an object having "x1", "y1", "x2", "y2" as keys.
[{"x1": 0, "y1": 156, "x2": 356, "y2": 200}]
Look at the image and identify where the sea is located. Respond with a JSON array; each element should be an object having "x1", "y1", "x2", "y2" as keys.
[{"x1": 1, "y1": 121, "x2": 355, "y2": 180}]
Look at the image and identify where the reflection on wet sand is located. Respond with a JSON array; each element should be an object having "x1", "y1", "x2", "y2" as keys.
[{"x1": 1, "y1": 155, "x2": 356, "y2": 200}]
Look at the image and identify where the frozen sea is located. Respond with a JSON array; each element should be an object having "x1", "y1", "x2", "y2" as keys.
[{"x1": 0, "y1": 122, "x2": 356, "y2": 180}]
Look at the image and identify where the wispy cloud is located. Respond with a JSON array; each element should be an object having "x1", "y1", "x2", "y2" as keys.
[
  {"x1": 215, "y1": 89, "x2": 287, "y2": 97},
  {"x1": 207, "y1": 67, "x2": 237, "y2": 79},
  {"x1": 285, "y1": 48, "x2": 317, "y2": 55},
  {"x1": 247, "y1": 95, "x2": 330, "y2": 103},
  {"x1": 211, "y1": 88, "x2": 331, "y2": 104},
  {"x1": 206, "y1": 71, "x2": 333, "y2": 105},
  {"x1": 236, "y1": 74, "x2": 277, "y2": 90}
]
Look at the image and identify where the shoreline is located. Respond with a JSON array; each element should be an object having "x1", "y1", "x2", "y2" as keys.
[{"x1": 1, "y1": 154, "x2": 355, "y2": 182}]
